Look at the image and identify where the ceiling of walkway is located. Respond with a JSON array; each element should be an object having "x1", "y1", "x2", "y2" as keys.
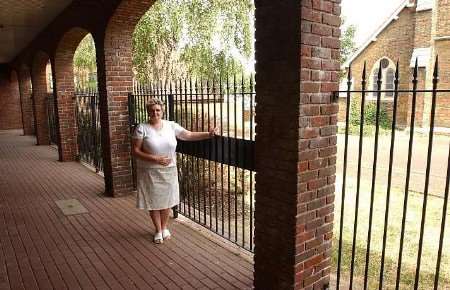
[{"x1": 0, "y1": 0, "x2": 72, "y2": 64}]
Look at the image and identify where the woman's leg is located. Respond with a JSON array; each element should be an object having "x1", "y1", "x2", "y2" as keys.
[
  {"x1": 160, "y1": 208, "x2": 171, "y2": 230},
  {"x1": 149, "y1": 210, "x2": 162, "y2": 233}
]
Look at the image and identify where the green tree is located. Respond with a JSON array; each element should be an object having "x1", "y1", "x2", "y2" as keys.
[
  {"x1": 340, "y1": 20, "x2": 357, "y2": 66},
  {"x1": 73, "y1": 34, "x2": 97, "y2": 88},
  {"x1": 72, "y1": 1, "x2": 255, "y2": 83},
  {"x1": 133, "y1": 0, "x2": 254, "y2": 82}
]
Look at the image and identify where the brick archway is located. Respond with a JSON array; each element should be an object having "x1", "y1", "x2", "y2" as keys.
[
  {"x1": 32, "y1": 51, "x2": 51, "y2": 145},
  {"x1": 100, "y1": 0, "x2": 155, "y2": 196},
  {"x1": 54, "y1": 27, "x2": 95, "y2": 161},
  {"x1": 18, "y1": 65, "x2": 34, "y2": 136}
]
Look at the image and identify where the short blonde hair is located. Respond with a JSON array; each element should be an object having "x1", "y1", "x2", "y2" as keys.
[{"x1": 145, "y1": 98, "x2": 165, "y2": 112}]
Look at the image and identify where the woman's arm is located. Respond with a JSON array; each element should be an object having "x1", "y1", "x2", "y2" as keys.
[
  {"x1": 132, "y1": 138, "x2": 171, "y2": 166},
  {"x1": 178, "y1": 127, "x2": 218, "y2": 141}
]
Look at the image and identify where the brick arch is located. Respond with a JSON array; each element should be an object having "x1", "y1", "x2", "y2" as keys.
[
  {"x1": 54, "y1": 27, "x2": 95, "y2": 161},
  {"x1": 18, "y1": 64, "x2": 35, "y2": 135},
  {"x1": 32, "y1": 51, "x2": 52, "y2": 145},
  {"x1": 100, "y1": 0, "x2": 155, "y2": 196}
]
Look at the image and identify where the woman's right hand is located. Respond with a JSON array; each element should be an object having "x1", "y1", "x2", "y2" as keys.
[{"x1": 156, "y1": 156, "x2": 171, "y2": 166}]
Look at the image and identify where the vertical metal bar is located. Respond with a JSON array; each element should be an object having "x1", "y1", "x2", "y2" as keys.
[
  {"x1": 227, "y1": 75, "x2": 231, "y2": 239},
  {"x1": 249, "y1": 73, "x2": 254, "y2": 251},
  {"x1": 379, "y1": 61, "x2": 400, "y2": 290},
  {"x1": 336, "y1": 67, "x2": 353, "y2": 290},
  {"x1": 234, "y1": 74, "x2": 238, "y2": 242},
  {"x1": 195, "y1": 78, "x2": 200, "y2": 223},
  {"x1": 434, "y1": 144, "x2": 450, "y2": 290},
  {"x1": 141, "y1": 82, "x2": 146, "y2": 123},
  {"x1": 212, "y1": 76, "x2": 219, "y2": 232},
  {"x1": 185, "y1": 78, "x2": 191, "y2": 218},
  {"x1": 395, "y1": 59, "x2": 420, "y2": 290},
  {"x1": 200, "y1": 78, "x2": 207, "y2": 225},
  {"x1": 363, "y1": 64, "x2": 383, "y2": 290},
  {"x1": 349, "y1": 62, "x2": 367, "y2": 289},
  {"x1": 190, "y1": 78, "x2": 197, "y2": 221},
  {"x1": 179, "y1": 79, "x2": 186, "y2": 215},
  {"x1": 91, "y1": 93, "x2": 98, "y2": 171},
  {"x1": 206, "y1": 78, "x2": 212, "y2": 228},
  {"x1": 414, "y1": 57, "x2": 439, "y2": 290},
  {"x1": 241, "y1": 74, "x2": 246, "y2": 248},
  {"x1": 137, "y1": 82, "x2": 141, "y2": 123},
  {"x1": 220, "y1": 75, "x2": 225, "y2": 235}
]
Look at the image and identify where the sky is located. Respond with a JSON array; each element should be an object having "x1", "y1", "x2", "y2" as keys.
[{"x1": 341, "y1": 0, "x2": 406, "y2": 46}]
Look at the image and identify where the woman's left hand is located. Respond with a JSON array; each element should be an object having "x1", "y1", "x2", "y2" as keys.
[{"x1": 209, "y1": 127, "x2": 219, "y2": 138}]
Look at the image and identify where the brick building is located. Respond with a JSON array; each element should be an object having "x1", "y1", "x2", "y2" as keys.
[{"x1": 341, "y1": 0, "x2": 450, "y2": 128}]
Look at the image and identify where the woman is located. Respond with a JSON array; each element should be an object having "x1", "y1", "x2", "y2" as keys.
[{"x1": 132, "y1": 98, "x2": 217, "y2": 244}]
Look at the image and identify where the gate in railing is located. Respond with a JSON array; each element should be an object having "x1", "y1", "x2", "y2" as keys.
[
  {"x1": 333, "y1": 58, "x2": 449, "y2": 289},
  {"x1": 128, "y1": 76, "x2": 256, "y2": 251},
  {"x1": 75, "y1": 87, "x2": 103, "y2": 172},
  {"x1": 46, "y1": 93, "x2": 58, "y2": 145}
]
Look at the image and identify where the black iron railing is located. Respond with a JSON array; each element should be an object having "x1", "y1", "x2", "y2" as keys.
[
  {"x1": 46, "y1": 93, "x2": 58, "y2": 145},
  {"x1": 128, "y1": 76, "x2": 256, "y2": 251},
  {"x1": 75, "y1": 87, "x2": 103, "y2": 172},
  {"x1": 333, "y1": 58, "x2": 450, "y2": 289}
]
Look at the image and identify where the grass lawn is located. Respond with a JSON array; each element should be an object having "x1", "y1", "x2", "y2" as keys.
[{"x1": 333, "y1": 175, "x2": 450, "y2": 289}]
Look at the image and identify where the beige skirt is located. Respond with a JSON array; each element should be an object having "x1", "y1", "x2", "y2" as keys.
[{"x1": 136, "y1": 166, "x2": 179, "y2": 210}]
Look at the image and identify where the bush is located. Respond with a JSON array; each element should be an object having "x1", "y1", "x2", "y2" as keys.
[{"x1": 345, "y1": 99, "x2": 391, "y2": 136}]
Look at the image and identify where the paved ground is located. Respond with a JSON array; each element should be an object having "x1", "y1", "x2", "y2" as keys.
[
  {"x1": 0, "y1": 130, "x2": 253, "y2": 290},
  {"x1": 337, "y1": 131, "x2": 450, "y2": 197}
]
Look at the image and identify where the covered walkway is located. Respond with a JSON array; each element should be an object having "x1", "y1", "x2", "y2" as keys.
[{"x1": 0, "y1": 131, "x2": 253, "y2": 289}]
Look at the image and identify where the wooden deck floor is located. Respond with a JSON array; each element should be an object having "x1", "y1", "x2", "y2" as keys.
[{"x1": 0, "y1": 131, "x2": 253, "y2": 290}]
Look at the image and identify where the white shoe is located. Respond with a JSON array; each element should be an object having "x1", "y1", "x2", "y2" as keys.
[
  {"x1": 162, "y1": 229, "x2": 171, "y2": 240},
  {"x1": 154, "y1": 232, "x2": 163, "y2": 244}
]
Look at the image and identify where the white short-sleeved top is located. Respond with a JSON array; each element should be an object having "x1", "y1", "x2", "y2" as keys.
[{"x1": 133, "y1": 120, "x2": 187, "y2": 168}]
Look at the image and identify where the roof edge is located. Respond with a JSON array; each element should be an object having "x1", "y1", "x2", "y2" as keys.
[{"x1": 343, "y1": 0, "x2": 413, "y2": 68}]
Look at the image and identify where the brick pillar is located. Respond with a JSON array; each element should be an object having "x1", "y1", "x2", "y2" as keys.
[
  {"x1": 0, "y1": 68, "x2": 23, "y2": 130},
  {"x1": 425, "y1": 0, "x2": 450, "y2": 127},
  {"x1": 254, "y1": 1, "x2": 340, "y2": 289},
  {"x1": 31, "y1": 53, "x2": 51, "y2": 145},
  {"x1": 18, "y1": 66, "x2": 35, "y2": 135},
  {"x1": 54, "y1": 28, "x2": 87, "y2": 161},
  {"x1": 102, "y1": 0, "x2": 154, "y2": 196}
]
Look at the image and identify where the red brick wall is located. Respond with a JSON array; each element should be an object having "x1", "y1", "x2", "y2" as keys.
[
  {"x1": 413, "y1": 10, "x2": 432, "y2": 47},
  {"x1": 254, "y1": 0, "x2": 339, "y2": 289},
  {"x1": 102, "y1": 0, "x2": 155, "y2": 196},
  {"x1": 18, "y1": 66, "x2": 35, "y2": 135},
  {"x1": 0, "y1": 68, "x2": 23, "y2": 130},
  {"x1": 54, "y1": 28, "x2": 89, "y2": 161},
  {"x1": 31, "y1": 51, "x2": 51, "y2": 145},
  {"x1": 433, "y1": 40, "x2": 450, "y2": 127},
  {"x1": 435, "y1": 0, "x2": 450, "y2": 38}
]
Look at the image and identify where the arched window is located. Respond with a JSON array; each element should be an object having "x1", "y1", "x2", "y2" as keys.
[
  {"x1": 385, "y1": 68, "x2": 395, "y2": 97},
  {"x1": 370, "y1": 57, "x2": 395, "y2": 99},
  {"x1": 372, "y1": 71, "x2": 378, "y2": 97}
]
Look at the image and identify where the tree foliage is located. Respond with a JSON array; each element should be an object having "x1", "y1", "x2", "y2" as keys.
[
  {"x1": 72, "y1": 1, "x2": 255, "y2": 83},
  {"x1": 132, "y1": 0, "x2": 254, "y2": 82},
  {"x1": 73, "y1": 34, "x2": 97, "y2": 87},
  {"x1": 340, "y1": 21, "x2": 357, "y2": 66}
]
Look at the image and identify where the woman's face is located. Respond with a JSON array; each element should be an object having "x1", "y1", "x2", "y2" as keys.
[{"x1": 148, "y1": 104, "x2": 163, "y2": 122}]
